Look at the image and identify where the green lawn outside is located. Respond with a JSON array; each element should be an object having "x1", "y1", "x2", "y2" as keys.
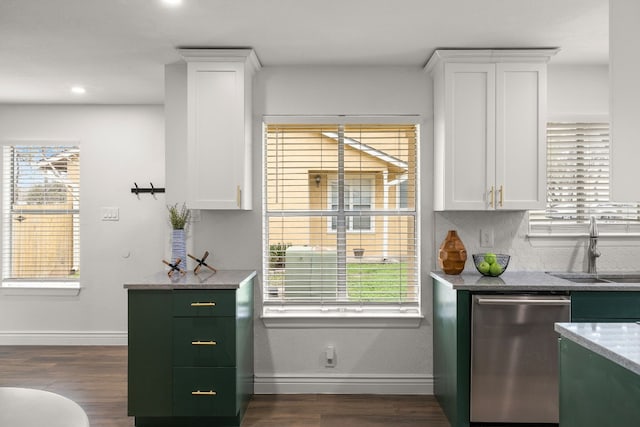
[
  {"x1": 268, "y1": 262, "x2": 410, "y2": 302},
  {"x1": 347, "y1": 262, "x2": 409, "y2": 301}
]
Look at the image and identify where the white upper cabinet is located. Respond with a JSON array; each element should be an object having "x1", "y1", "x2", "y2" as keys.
[
  {"x1": 610, "y1": 0, "x2": 640, "y2": 202},
  {"x1": 165, "y1": 49, "x2": 261, "y2": 210},
  {"x1": 426, "y1": 49, "x2": 557, "y2": 211}
]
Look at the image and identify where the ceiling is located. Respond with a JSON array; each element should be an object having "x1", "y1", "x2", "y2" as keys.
[{"x1": 0, "y1": 0, "x2": 608, "y2": 104}]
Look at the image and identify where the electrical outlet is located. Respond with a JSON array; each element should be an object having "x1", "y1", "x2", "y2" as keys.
[
  {"x1": 480, "y1": 228, "x2": 494, "y2": 247},
  {"x1": 325, "y1": 345, "x2": 336, "y2": 368}
]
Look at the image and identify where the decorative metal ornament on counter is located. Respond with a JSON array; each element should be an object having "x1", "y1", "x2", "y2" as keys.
[
  {"x1": 162, "y1": 257, "x2": 186, "y2": 277},
  {"x1": 188, "y1": 251, "x2": 217, "y2": 274},
  {"x1": 162, "y1": 251, "x2": 217, "y2": 276}
]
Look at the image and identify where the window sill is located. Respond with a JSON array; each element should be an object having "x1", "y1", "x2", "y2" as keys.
[
  {"x1": 261, "y1": 312, "x2": 423, "y2": 328},
  {"x1": 527, "y1": 233, "x2": 640, "y2": 248},
  {"x1": 1, "y1": 281, "x2": 81, "y2": 296}
]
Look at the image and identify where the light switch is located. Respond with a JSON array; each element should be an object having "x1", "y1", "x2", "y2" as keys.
[
  {"x1": 101, "y1": 207, "x2": 119, "y2": 221},
  {"x1": 480, "y1": 228, "x2": 494, "y2": 247}
]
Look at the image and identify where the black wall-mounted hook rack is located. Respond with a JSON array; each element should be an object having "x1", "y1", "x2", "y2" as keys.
[{"x1": 131, "y1": 182, "x2": 166, "y2": 196}]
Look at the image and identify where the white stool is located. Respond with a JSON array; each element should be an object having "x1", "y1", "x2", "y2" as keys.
[{"x1": 0, "y1": 387, "x2": 90, "y2": 427}]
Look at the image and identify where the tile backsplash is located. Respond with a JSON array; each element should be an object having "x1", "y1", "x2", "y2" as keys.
[{"x1": 434, "y1": 211, "x2": 640, "y2": 273}]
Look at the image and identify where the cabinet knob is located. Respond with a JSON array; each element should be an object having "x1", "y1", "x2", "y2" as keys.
[
  {"x1": 488, "y1": 186, "x2": 495, "y2": 208},
  {"x1": 237, "y1": 185, "x2": 241, "y2": 208},
  {"x1": 499, "y1": 185, "x2": 504, "y2": 208}
]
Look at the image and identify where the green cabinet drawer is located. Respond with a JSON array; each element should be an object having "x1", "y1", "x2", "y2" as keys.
[
  {"x1": 173, "y1": 317, "x2": 236, "y2": 367},
  {"x1": 173, "y1": 290, "x2": 236, "y2": 317},
  {"x1": 173, "y1": 367, "x2": 237, "y2": 416},
  {"x1": 571, "y1": 291, "x2": 640, "y2": 321}
]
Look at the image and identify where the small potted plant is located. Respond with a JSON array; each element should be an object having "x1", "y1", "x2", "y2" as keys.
[
  {"x1": 168, "y1": 202, "x2": 190, "y2": 230},
  {"x1": 167, "y1": 203, "x2": 190, "y2": 270}
]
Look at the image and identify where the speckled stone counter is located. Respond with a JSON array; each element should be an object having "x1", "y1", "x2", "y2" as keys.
[
  {"x1": 555, "y1": 322, "x2": 640, "y2": 376},
  {"x1": 430, "y1": 271, "x2": 640, "y2": 291},
  {"x1": 123, "y1": 270, "x2": 256, "y2": 290}
]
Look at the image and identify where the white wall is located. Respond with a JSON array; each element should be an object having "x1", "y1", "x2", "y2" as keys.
[
  {"x1": 547, "y1": 64, "x2": 609, "y2": 120},
  {"x1": 191, "y1": 66, "x2": 435, "y2": 393},
  {"x1": 0, "y1": 104, "x2": 166, "y2": 344}
]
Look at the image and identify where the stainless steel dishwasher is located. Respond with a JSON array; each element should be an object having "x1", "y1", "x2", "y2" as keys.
[{"x1": 470, "y1": 293, "x2": 570, "y2": 424}]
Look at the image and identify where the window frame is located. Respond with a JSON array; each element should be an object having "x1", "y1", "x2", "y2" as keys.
[
  {"x1": 261, "y1": 116, "x2": 422, "y2": 325},
  {"x1": 0, "y1": 141, "x2": 81, "y2": 295}
]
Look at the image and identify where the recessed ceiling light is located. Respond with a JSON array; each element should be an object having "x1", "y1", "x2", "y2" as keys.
[
  {"x1": 161, "y1": 0, "x2": 182, "y2": 6},
  {"x1": 70, "y1": 86, "x2": 86, "y2": 95}
]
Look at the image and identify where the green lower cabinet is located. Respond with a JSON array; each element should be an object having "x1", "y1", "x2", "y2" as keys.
[
  {"x1": 128, "y1": 290, "x2": 173, "y2": 417},
  {"x1": 127, "y1": 278, "x2": 254, "y2": 427},
  {"x1": 432, "y1": 278, "x2": 471, "y2": 427},
  {"x1": 571, "y1": 291, "x2": 640, "y2": 321},
  {"x1": 559, "y1": 338, "x2": 640, "y2": 427}
]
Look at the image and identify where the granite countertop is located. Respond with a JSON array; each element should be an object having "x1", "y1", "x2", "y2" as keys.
[
  {"x1": 430, "y1": 271, "x2": 640, "y2": 291},
  {"x1": 124, "y1": 270, "x2": 256, "y2": 290},
  {"x1": 555, "y1": 322, "x2": 640, "y2": 376}
]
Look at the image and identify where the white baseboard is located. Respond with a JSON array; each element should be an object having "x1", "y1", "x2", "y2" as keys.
[
  {"x1": 254, "y1": 373, "x2": 433, "y2": 395},
  {"x1": 0, "y1": 331, "x2": 128, "y2": 345}
]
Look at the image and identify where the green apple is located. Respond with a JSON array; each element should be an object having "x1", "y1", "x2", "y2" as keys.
[
  {"x1": 484, "y1": 253, "x2": 497, "y2": 265},
  {"x1": 489, "y1": 262, "x2": 503, "y2": 276},
  {"x1": 478, "y1": 261, "x2": 491, "y2": 274}
]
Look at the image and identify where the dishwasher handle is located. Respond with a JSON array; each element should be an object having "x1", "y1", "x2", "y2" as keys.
[{"x1": 475, "y1": 297, "x2": 570, "y2": 306}]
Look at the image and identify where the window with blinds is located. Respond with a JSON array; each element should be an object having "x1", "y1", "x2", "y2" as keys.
[
  {"x1": 2, "y1": 145, "x2": 80, "y2": 282},
  {"x1": 529, "y1": 122, "x2": 640, "y2": 235},
  {"x1": 263, "y1": 123, "x2": 419, "y2": 316}
]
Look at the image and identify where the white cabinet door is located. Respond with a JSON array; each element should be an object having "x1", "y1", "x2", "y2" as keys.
[
  {"x1": 187, "y1": 61, "x2": 246, "y2": 209},
  {"x1": 610, "y1": 0, "x2": 640, "y2": 202},
  {"x1": 443, "y1": 62, "x2": 495, "y2": 210},
  {"x1": 166, "y1": 49, "x2": 260, "y2": 210},
  {"x1": 496, "y1": 62, "x2": 546, "y2": 210}
]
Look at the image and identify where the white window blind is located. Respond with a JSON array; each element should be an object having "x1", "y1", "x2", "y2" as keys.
[
  {"x1": 529, "y1": 122, "x2": 640, "y2": 235},
  {"x1": 2, "y1": 145, "x2": 80, "y2": 282},
  {"x1": 263, "y1": 123, "x2": 419, "y2": 316}
]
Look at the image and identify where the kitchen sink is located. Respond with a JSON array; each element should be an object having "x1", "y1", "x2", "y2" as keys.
[
  {"x1": 599, "y1": 275, "x2": 640, "y2": 283},
  {"x1": 547, "y1": 272, "x2": 640, "y2": 284},
  {"x1": 561, "y1": 277, "x2": 610, "y2": 284}
]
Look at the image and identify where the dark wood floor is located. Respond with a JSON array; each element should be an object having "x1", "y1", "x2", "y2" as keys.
[{"x1": 0, "y1": 346, "x2": 449, "y2": 427}]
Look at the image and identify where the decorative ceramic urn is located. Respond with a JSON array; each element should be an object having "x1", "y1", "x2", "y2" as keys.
[{"x1": 438, "y1": 230, "x2": 467, "y2": 275}]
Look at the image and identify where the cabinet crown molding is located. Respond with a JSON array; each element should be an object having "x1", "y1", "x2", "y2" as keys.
[
  {"x1": 424, "y1": 48, "x2": 560, "y2": 74},
  {"x1": 178, "y1": 48, "x2": 262, "y2": 73}
]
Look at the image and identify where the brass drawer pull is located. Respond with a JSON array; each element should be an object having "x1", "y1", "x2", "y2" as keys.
[
  {"x1": 488, "y1": 186, "x2": 494, "y2": 208},
  {"x1": 191, "y1": 340, "x2": 217, "y2": 346},
  {"x1": 191, "y1": 390, "x2": 217, "y2": 396},
  {"x1": 190, "y1": 302, "x2": 216, "y2": 307}
]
